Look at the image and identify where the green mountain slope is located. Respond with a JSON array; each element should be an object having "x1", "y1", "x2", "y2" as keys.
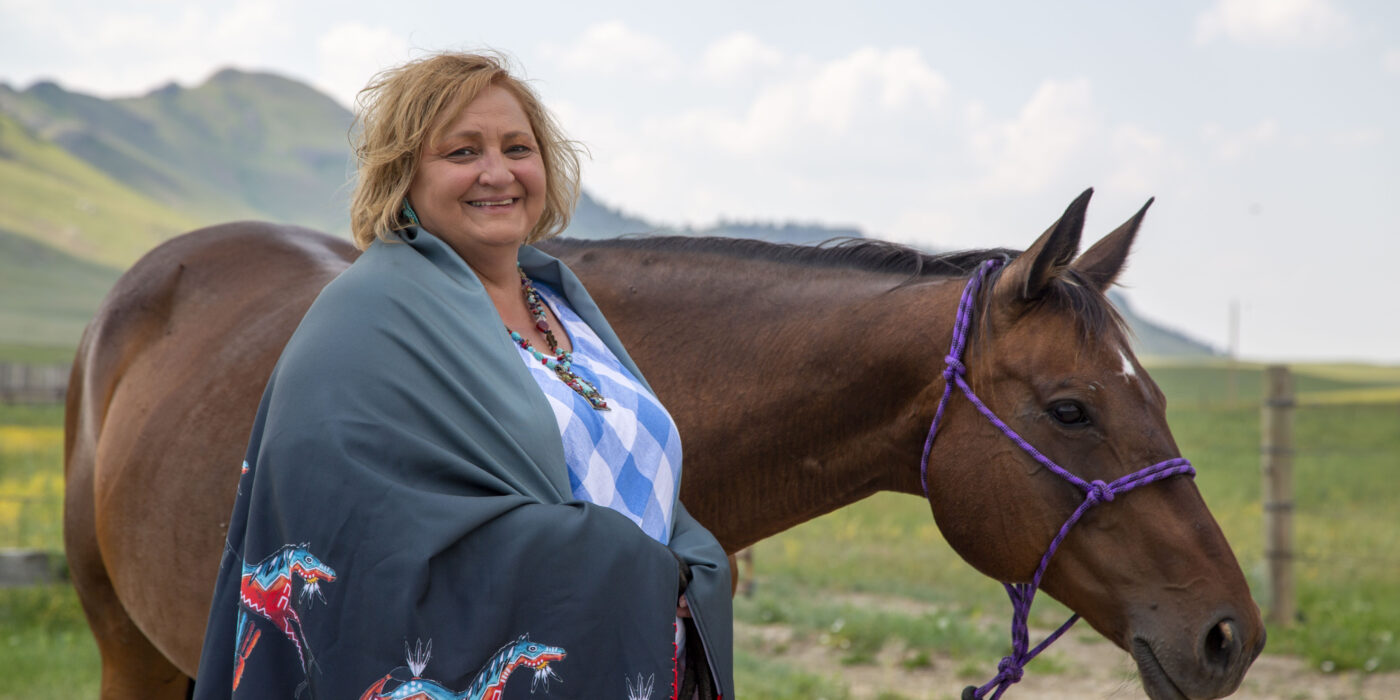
[
  {"x1": 116, "y1": 69, "x2": 355, "y2": 231},
  {"x1": 0, "y1": 111, "x2": 197, "y2": 267},
  {"x1": 1110, "y1": 291, "x2": 1218, "y2": 357},
  {"x1": 1, "y1": 69, "x2": 353, "y2": 245},
  {"x1": 0, "y1": 228, "x2": 121, "y2": 350}
]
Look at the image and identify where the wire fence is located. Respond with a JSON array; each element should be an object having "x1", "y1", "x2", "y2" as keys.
[{"x1": 0, "y1": 363, "x2": 67, "y2": 404}]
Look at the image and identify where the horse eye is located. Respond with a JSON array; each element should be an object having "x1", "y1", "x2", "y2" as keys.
[{"x1": 1049, "y1": 400, "x2": 1089, "y2": 426}]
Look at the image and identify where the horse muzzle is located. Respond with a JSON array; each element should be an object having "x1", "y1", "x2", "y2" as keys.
[{"x1": 1131, "y1": 613, "x2": 1265, "y2": 700}]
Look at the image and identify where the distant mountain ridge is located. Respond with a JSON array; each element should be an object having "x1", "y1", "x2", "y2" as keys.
[
  {"x1": 0, "y1": 68, "x2": 1214, "y2": 357},
  {"x1": 1, "y1": 69, "x2": 354, "y2": 246}
]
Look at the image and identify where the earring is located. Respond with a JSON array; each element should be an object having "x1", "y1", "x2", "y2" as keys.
[{"x1": 402, "y1": 199, "x2": 420, "y2": 227}]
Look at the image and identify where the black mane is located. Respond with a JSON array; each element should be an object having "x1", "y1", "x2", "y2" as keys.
[
  {"x1": 547, "y1": 235, "x2": 1019, "y2": 279},
  {"x1": 546, "y1": 234, "x2": 1128, "y2": 338}
]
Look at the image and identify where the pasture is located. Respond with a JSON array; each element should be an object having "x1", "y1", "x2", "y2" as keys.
[{"x1": 2, "y1": 364, "x2": 1398, "y2": 699}]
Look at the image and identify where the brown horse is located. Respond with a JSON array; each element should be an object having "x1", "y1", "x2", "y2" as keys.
[{"x1": 65, "y1": 190, "x2": 1263, "y2": 699}]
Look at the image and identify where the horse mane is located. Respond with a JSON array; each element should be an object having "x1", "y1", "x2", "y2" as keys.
[
  {"x1": 548, "y1": 235, "x2": 1128, "y2": 338},
  {"x1": 999, "y1": 266, "x2": 1132, "y2": 343},
  {"x1": 550, "y1": 234, "x2": 1018, "y2": 278}
]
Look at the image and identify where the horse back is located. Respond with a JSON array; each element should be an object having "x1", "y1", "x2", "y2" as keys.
[{"x1": 64, "y1": 221, "x2": 355, "y2": 677}]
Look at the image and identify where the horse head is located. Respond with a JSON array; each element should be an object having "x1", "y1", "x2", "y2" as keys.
[
  {"x1": 284, "y1": 543, "x2": 336, "y2": 607},
  {"x1": 921, "y1": 189, "x2": 1265, "y2": 699},
  {"x1": 284, "y1": 543, "x2": 337, "y2": 584},
  {"x1": 506, "y1": 635, "x2": 566, "y2": 693},
  {"x1": 508, "y1": 635, "x2": 567, "y2": 668}
]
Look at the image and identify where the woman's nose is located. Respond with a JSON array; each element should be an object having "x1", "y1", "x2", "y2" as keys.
[{"x1": 478, "y1": 150, "x2": 515, "y2": 187}]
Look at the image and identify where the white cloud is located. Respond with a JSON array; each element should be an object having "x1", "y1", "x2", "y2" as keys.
[
  {"x1": 1194, "y1": 0, "x2": 1352, "y2": 47},
  {"x1": 540, "y1": 21, "x2": 680, "y2": 81},
  {"x1": 678, "y1": 46, "x2": 948, "y2": 152},
  {"x1": 1385, "y1": 48, "x2": 1400, "y2": 74},
  {"x1": 1107, "y1": 125, "x2": 1180, "y2": 196},
  {"x1": 315, "y1": 23, "x2": 410, "y2": 109},
  {"x1": 0, "y1": 0, "x2": 296, "y2": 97},
  {"x1": 699, "y1": 32, "x2": 786, "y2": 82},
  {"x1": 966, "y1": 78, "x2": 1098, "y2": 195},
  {"x1": 1202, "y1": 119, "x2": 1281, "y2": 161},
  {"x1": 1329, "y1": 127, "x2": 1384, "y2": 148},
  {"x1": 568, "y1": 43, "x2": 953, "y2": 229}
]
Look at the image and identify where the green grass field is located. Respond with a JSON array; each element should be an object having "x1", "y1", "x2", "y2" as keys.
[{"x1": 1, "y1": 365, "x2": 1397, "y2": 698}]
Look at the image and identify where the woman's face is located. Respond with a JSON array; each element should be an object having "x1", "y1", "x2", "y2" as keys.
[{"x1": 407, "y1": 85, "x2": 547, "y2": 261}]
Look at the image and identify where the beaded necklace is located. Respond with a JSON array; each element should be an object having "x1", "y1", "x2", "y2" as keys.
[{"x1": 508, "y1": 266, "x2": 610, "y2": 411}]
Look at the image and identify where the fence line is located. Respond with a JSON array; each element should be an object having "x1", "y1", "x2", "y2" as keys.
[
  {"x1": 1261, "y1": 365, "x2": 1295, "y2": 627},
  {"x1": 0, "y1": 363, "x2": 68, "y2": 404},
  {"x1": 0, "y1": 494, "x2": 64, "y2": 586}
]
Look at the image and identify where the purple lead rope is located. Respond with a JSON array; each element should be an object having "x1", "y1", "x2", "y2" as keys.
[{"x1": 919, "y1": 260, "x2": 1197, "y2": 700}]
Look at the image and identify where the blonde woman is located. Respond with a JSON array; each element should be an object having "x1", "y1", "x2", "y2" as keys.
[{"x1": 195, "y1": 52, "x2": 731, "y2": 700}]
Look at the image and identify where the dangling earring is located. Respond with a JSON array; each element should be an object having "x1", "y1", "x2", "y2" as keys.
[{"x1": 402, "y1": 199, "x2": 421, "y2": 228}]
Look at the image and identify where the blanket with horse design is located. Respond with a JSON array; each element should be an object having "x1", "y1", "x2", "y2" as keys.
[{"x1": 193, "y1": 228, "x2": 732, "y2": 699}]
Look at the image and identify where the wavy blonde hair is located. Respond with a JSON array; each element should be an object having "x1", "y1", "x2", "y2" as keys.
[{"x1": 349, "y1": 51, "x2": 582, "y2": 250}]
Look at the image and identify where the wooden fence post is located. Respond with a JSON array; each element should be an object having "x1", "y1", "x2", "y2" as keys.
[{"x1": 1262, "y1": 365, "x2": 1295, "y2": 627}]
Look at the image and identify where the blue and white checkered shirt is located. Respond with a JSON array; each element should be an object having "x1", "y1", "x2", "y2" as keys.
[{"x1": 515, "y1": 281, "x2": 683, "y2": 545}]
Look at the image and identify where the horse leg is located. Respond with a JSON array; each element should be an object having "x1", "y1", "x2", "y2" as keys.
[
  {"x1": 233, "y1": 611, "x2": 260, "y2": 691},
  {"x1": 738, "y1": 548, "x2": 755, "y2": 597},
  {"x1": 289, "y1": 616, "x2": 324, "y2": 698},
  {"x1": 65, "y1": 438, "x2": 190, "y2": 699},
  {"x1": 65, "y1": 389, "x2": 190, "y2": 700}
]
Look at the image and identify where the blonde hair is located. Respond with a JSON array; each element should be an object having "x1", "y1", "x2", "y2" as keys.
[{"x1": 349, "y1": 51, "x2": 582, "y2": 250}]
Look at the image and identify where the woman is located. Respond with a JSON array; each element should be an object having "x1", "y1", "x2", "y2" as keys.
[{"x1": 194, "y1": 52, "x2": 733, "y2": 700}]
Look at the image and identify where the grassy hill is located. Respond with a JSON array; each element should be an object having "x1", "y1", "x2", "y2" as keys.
[
  {"x1": 0, "y1": 112, "x2": 197, "y2": 267},
  {"x1": 0, "y1": 229, "x2": 120, "y2": 360},
  {"x1": 1, "y1": 70, "x2": 354, "y2": 240}
]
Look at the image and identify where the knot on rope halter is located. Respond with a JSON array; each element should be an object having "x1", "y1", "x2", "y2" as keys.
[
  {"x1": 995, "y1": 656, "x2": 1025, "y2": 684},
  {"x1": 1086, "y1": 479, "x2": 1115, "y2": 504},
  {"x1": 943, "y1": 356, "x2": 966, "y2": 381}
]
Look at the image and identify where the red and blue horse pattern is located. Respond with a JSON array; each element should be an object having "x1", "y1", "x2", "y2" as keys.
[
  {"x1": 359, "y1": 636, "x2": 567, "y2": 700},
  {"x1": 233, "y1": 543, "x2": 336, "y2": 690}
]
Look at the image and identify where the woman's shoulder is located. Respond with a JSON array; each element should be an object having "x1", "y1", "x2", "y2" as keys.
[
  {"x1": 270, "y1": 241, "x2": 438, "y2": 378},
  {"x1": 299, "y1": 237, "x2": 468, "y2": 333}
]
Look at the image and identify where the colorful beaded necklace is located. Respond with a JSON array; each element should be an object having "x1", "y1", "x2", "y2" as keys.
[{"x1": 508, "y1": 266, "x2": 610, "y2": 411}]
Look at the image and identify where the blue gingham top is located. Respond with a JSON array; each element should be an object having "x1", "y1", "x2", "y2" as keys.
[{"x1": 513, "y1": 281, "x2": 683, "y2": 545}]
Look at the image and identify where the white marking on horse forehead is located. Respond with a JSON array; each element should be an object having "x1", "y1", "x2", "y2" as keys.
[{"x1": 1118, "y1": 349, "x2": 1138, "y2": 381}]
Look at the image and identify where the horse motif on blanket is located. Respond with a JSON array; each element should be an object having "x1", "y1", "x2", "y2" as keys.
[
  {"x1": 233, "y1": 543, "x2": 336, "y2": 689},
  {"x1": 359, "y1": 636, "x2": 566, "y2": 700}
]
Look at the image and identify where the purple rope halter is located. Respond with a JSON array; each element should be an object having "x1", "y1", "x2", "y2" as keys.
[{"x1": 918, "y1": 259, "x2": 1196, "y2": 700}]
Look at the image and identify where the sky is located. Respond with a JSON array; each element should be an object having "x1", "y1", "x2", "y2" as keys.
[{"x1": 2, "y1": 0, "x2": 1397, "y2": 364}]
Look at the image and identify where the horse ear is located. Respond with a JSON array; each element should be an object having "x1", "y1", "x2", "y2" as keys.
[
  {"x1": 995, "y1": 188, "x2": 1092, "y2": 305},
  {"x1": 1073, "y1": 197, "x2": 1152, "y2": 292}
]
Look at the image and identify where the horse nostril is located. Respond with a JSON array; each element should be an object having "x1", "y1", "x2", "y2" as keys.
[{"x1": 1203, "y1": 618, "x2": 1240, "y2": 668}]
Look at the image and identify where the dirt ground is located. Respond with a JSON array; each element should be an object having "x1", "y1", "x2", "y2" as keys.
[{"x1": 736, "y1": 597, "x2": 1399, "y2": 700}]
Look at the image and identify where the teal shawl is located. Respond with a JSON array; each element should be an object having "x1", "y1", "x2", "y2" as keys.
[{"x1": 194, "y1": 227, "x2": 733, "y2": 699}]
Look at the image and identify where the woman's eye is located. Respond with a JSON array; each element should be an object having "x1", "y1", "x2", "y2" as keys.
[
  {"x1": 1049, "y1": 400, "x2": 1090, "y2": 426},
  {"x1": 446, "y1": 147, "x2": 477, "y2": 158},
  {"x1": 506, "y1": 144, "x2": 533, "y2": 156}
]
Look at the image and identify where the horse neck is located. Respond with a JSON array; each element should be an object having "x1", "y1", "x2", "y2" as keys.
[
  {"x1": 466, "y1": 643, "x2": 517, "y2": 696},
  {"x1": 569, "y1": 246, "x2": 964, "y2": 550}
]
